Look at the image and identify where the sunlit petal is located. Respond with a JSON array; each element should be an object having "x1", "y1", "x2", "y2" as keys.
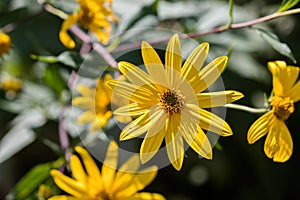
[
  {"x1": 102, "y1": 141, "x2": 118, "y2": 190},
  {"x1": 197, "y1": 91, "x2": 244, "y2": 108},
  {"x1": 247, "y1": 111, "x2": 273, "y2": 144},
  {"x1": 59, "y1": 15, "x2": 77, "y2": 48}
]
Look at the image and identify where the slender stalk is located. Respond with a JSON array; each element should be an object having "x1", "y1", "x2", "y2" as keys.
[
  {"x1": 224, "y1": 103, "x2": 268, "y2": 114},
  {"x1": 113, "y1": 8, "x2": 300, "y2": 52}
]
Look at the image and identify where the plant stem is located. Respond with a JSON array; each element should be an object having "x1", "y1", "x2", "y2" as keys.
[
  {"x1": 113, "y1": 8, "x2": 300, "y2": 52},
  {"x1": 224, "y1": 103, "x2": 268, "y2": 113}
]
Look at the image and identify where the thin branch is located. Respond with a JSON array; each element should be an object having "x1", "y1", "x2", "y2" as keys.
[
  {"x1": 113, "y1": 8, "x2": 300, "y2": 53},
  {"x1": 224, "y1": 103, "x2": 268, "y2": 114}
]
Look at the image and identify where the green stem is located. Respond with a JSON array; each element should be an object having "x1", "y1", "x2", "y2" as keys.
[{"x1": 224, "y1": 103, "x2": 268, "y2": 113}]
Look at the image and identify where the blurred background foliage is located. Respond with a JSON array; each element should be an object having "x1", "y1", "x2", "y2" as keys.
[{"x1": 1, "y1": 0, "x2": 300, "y2": 199}]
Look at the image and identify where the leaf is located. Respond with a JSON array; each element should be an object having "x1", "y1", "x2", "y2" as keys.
[
  {"x1": 44, "y1": 66, "x2": 66, "y2": 96},
  {"x1": 57, "y1": 51, "x2": 79, "y2": 68},
  {"x1": 8, "y1": 159, "x2": 65, "y2": 200},
  {"x1": 255, "y1": 28, "x2": 296, "y2": 63},
  {"x1": 278, "y1": 0, "x2": 299, "y2": 12},
  {"x1": 0, "y1": 109, "x2": 46, "y2": 164}
]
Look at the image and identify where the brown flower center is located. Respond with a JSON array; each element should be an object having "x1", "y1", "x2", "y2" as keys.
[
  {"x1": 95, "y1": 191, "x2": 113, "y2": 200},
  {"x1": 159, "y1": 89, "x2": 184, "y2": 114},
  {"x1": 271, "y1": 96, "x2": 294, "y2": 120},
  {"x1": 78, "y1": 7, "x2": 94, "y2": 26}
]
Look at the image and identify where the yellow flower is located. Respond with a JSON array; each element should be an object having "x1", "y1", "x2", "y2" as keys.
[
  {"x1": 0, "y1": 32, "x2": 11, "y2": 55},
  {"x1": 49, "y1": 141, "x2": 165, "y2": 200},
  {"x1": 72, "y1": 74, "x2": 113, "y2": 132},
  {"x1": 60, "y1": 0, "x2": 118, "y2": 48},
  {"x1": 248, "y1": 61, "x2": 300, "y2": 162},
  {"x1": 1, "y1": 77, "x2": 22, "y2": 93},
  {"x1": 107, "y1": 34, "x2": 243, "y2": 170}
]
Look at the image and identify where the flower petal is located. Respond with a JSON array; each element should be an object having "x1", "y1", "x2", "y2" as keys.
[
  {"x1": 141, "y1": 41, "x2": 168, "y2": 87},
  {"x1": 165, "y1": 34, "x2": 182, "y2": 87},
  {"x1": 247, "y1": 111, "x2": 273, "y2": 144},
  {"x1": 102, "y1": 141, "x2": 118, "y2": 190},
  {"x1": 76, "y1": 84, "x2": 95, "y2": 97},
  {"x1": 288, "y1": 80, "x2": 300, "y2": 102},
  {"x1": 72, "y1": 97, "x2": 94, "y2": 109},
  {"x1": 186, "y1": 104, "x2": 232, "y2": 136},
  {"x1": 140, "y1": 118, "x2": 166, "y2": 163},
  {"x1": 181, "y1": 42, "x2": 209, "y2": 82},
  {"x1": 165, "y1": 114, "x2": 184, "y2": 170},
  {"x1": 77, "y1": 111, "x2": 95, "y2": 124},
  {"x1": 197, "y1": 56, "x2": 228, "y2": 93},
  {"x1": 74, "y1": 146, "x2": 102, "y2": 185},
  {"x1": 197, "y1": 91, "x2": 244, "y2": 108},
  {"x1": 48, "y1": 195, "x2": 80, "y2": 200},
  {"x1": 114, "y1": 103, "x2": 150, "y2": 117},
  {"x1": 121, "y1": 192, "x2": 166, "y2": 200},
  {"x1": 120, "y1": 106, "x2": 164, "y2": 141},
  {"x1": 264, "y1": 119, "x2": 293, "y2": 162},
  {"x1": 59, "y1": 15, "x2": 77, "y2": 48},
  {"x1": 116, "y1": 166, "x2": 159, "y2": 197},
  {"x1": 50, "y1": 170, "x2": 86, "y2": 197},
  {"x1": 70, "y1": 155, "x2": 87, "y2": 183},
  {"x1": 268, "y1": 61, "x2": 299, "y2": 96},
  {"x1": 107, "y1": 80, "x2": 155, "y2": 105}
]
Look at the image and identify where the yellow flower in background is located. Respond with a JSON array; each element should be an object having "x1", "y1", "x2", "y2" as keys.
[
  {"x1": 107, "y1": 34, "x2": 243, "y2": 170},
  {"x1": 248, "y1": 61, "x2": 300, "y2": 162},
  {"x1": 72, "y1": 74, "x2": 113, "y2": 132},
  {"x1": 1, "y1": 77, "x2": 22, "y2": 93},
  {"x1": 60, "y1": 0, "x2": 118, "y2": 48},
  {"x1": 49, "y1": 141, "x2": 165, "y2": 200},
  {"x1": 0, "y1": 32, "x2": 11, "y2": 55}
]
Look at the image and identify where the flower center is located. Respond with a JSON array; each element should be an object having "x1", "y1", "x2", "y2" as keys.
[
  {"x1": 78, "y1": 7, "x2": 94, "y2": 26},
  {"x1": 271, "y1": 96, "x2": 294, "y2": 120},
  {"x1": 159, "y1": 89, "x2": 184, "y2": 114},
  {"x1": 95, "y1": 191, "x2": 113, "y2": 200}
]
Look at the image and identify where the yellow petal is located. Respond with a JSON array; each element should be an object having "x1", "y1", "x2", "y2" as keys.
[
  {"x1": 264, "y1": 119, "x2": 293, "y2": 162},
  {"x1": 102, "y1": 141, "x2": 118, "y2": 190},
  {"x1": 181, "y1": 42, "x2": 209, "y2": 82},
  {"x1": 247, "y1": 111, "x2": 273, "y2": 144},
  {"x1": 112, "y1": 155, "x2": 140, "y2": 193},
  {"x1": 76, "y1": 84, "x2": 95, "y2": 97},
  {"x1": 121, "y1": 192, "x2": 166, "y2": 200},
  {"x1": 74, "y1": 146, "x2": 102, "y2": 185},
  {"x1": 197, "y1": 91, "x2": 244, "y2": 108},
  {"x1": 70, "y1": 155, "x2": 87, "y2": 183},
  {"x1": 89, "y1": 25, "x2": 109, "y2": 44},
  {"x1": 182, "y1": 124, "x2": 212, "y2": 159},
  {"x1": 165, "y1": 114, "x2": 184, "y2": 171},
  {"x1": 118, "y1": 61, "x2": 155, "y2": 89},
  {"x1": 48, "y1": 195, "x2": 80, "y2": 200},
  {"x1": 107, "y1": 80, "x2": 155, "y2": 105},
  {"x1": 140, "y1": 125, "x2": 166, "y2": 164},
  {"x1": 72, "y1": 97, "x2": 94, "y2": 109},
  {"x1": 77, "y1": 111, "x2": 95, "y2": 124},
  {"x1": 114, "y1": 103, "x2": 149, "y2": 117},
  {"x1": 50, "y1": 170, "x2": 86, "y2": 197},
  {"x1": 288, "y1": 80, "x2": 300, "y2": 102},
  {"x1": 116, "y1": 166, "x2": 159, "y2": 197},
  {"x1": 120, "y1": 106, "x2": 164, "y2": 141},
  {"x1": 165, "y1": 34, "x2": 182, "y2": 88},
  {"x1": 186, "y1": 104, "x2": 232, "y2": 136},
  {"x1": 141, "y1": 41, "x2": 168, "y2": 87},
  {"x1": 197, "y1": 56, "x2": 228, "y2": 93},
  {"x1": 268, "y1": 61, "x2": 299, "y2": 96},
  {"x1": 59, "y1": 15, "x2": 77, "y2": 48}
]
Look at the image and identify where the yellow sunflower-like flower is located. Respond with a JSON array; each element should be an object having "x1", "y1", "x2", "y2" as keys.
[
  {"x1": 72, "y1": 74, "x2": 113, "y2": 132},
  {"x1": 49, "y1": 141, "x2": 165, "y2": 200},
  {"x1": 0, "y1": 32, "x2": 11, "y2": 55},
  {"x1": 60, "y1": 0, "x2": 118, "y2": 48},
  {"x1": 107, "y1": 34, "x2": 243, "y2": 170},
  {"x1": 248, "y1": 61, "x2": 300, "y2": 162}
]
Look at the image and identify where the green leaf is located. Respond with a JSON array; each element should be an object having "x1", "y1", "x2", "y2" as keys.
[
  {"x1": 10, "y1": 159, "x2": 65, "y2": 200},
  {"x1": 30, "y1": 54, "x2": 59, "y2": 64},
  {"x1": 278, "y1": 0, "x2": 299, "y2": 12},
  {"x1": 254, "y1": 28, "x2": 296, "y2": 63},
  {"x1": 44, "y1": 66, "x2": 66, "y2": 96}
]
